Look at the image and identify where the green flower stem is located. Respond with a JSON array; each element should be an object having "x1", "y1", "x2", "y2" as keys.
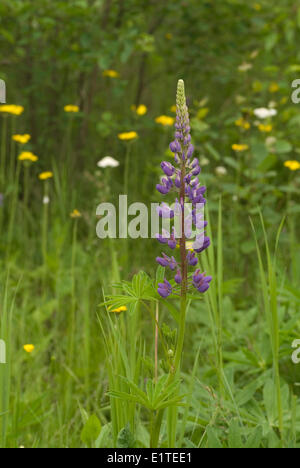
[
  {"x1": 7, "y1": 160, "x2": 21, "y2": 258},
  {"x1": 65, "y1": 218, "x2": 78, "y2": 417},
  {"x1": 124, "y1": 143, "x2": 131, "y2": 198},
  {"x1": 8, "y1": 117, "x2": 16, "y2": 186},
  {"x1": 155, "y1": 302, "x2": 159, "y2": 382},
  {"x1": 123, "y1": 143, "x2": 131, "y2": 273},
  {"x1": 42, "y1": 181, "x2": 49, "y2": 265},
  {"x1": 61, "y1": 117, "x2": 73, "y2": 216},
  {"x1": 150, "y1": 114, "x2": 189, "y2": 448},
  {"x1": 0, "y1": 115, "x2": 7, "y2": 189},
  {"x1": 0, "y1": 116, "x2": 7, "y2": 232},
  {"x1": 23, "y1": 164, "x2": 30, "y2": 237}
]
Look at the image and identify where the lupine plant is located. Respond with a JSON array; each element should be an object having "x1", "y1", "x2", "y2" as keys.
[
  {"x1": 156, "y1": 79, "x2": 212, "y2": 375},
  {"x1": 102, "y1": 80, "x2": 212, "y2": 448}
]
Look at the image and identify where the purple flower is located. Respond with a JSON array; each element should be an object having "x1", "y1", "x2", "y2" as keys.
[
  {"x1": 161, "y1": 161, "x2": 175, "y2": 177},
  {"x1": 156, "y1": 177, "x2": 173, "y2": 195},
  {"x1": 186, "y1": 144, "x2": 194, "y2": 159},
  {"x1": 156, "y1": 256, "x2": 169, "y2": 268},
  {"x1": 167, "y1": 228, "x2": 177, "y2": 249},
  {"x1": 156, "y1": 253, "x2": 178, "y2": 271},
  {"x1": 174, "y1": 174, "x2": 181, "y2": 188},
  {"x1": 187, "y1": 251, "x2": 198, "y2": 266},
  {"x1": 155, "y1": 79, "x2": 211, "y2": 298},
  {"x1": 170, "y1": 140, "x2": 181, "y2": 153},
  {"x1": 192, "y1": 270, "x2": 212, "y2": 293},
  {"x1": 156, "y1": 233, "x2": 168, "y2": 244},
  {"x1": 158, "y1": 279, "x2": 172, "y2": 298},
  {"x1": 194, "y1": 236, "x2": 210, "y2": 253},
  {"x1": 156, "y1": 183, "x2": 170, "y2": 195},
  {"x1": 175, "y1": 270, "x2": 182, "y2": 284}
]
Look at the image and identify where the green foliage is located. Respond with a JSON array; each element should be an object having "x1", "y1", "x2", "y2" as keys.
[
  {"x1": 81, "y1": 414, "x2": 102, "y2": 447},
  {"x1": 116, "y1": 423, "x2": 135, "y2": 448},
  {"x1": 109, "y1": 374, "x2": 184, "y2": 412}
]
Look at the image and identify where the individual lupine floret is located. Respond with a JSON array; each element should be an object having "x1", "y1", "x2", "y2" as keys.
[
  {"x1": 161, "y1": 161, "x2": 175, "y2": 177},
  {"x1": 156, "y1": 176, "x2": 173, "y2": 195},
  {"x1": 192, "y1": 270, "x2": 212, "y2": 293},
  {"x1": 187, "y1": 251, "x2": 198, "y2": 266},
  {"x1": 156, "y1": 253, "x2": 177, "y2": 271},
  {"x1": 157, "y1": 279, "x2": 173, "y2": 298}
]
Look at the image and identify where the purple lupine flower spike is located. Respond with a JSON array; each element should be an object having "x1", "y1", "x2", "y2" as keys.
[{"x1": 155, "y1": 79, "x2": 212, "y2": 297}]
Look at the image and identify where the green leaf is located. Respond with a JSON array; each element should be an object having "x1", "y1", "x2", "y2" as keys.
[
  {"x1": 81, "y1": 414, "x2": 102, "y2": 447},
  {"x1": 206, "y1": 426, "x2": 222, "y2": 448},
  {"x1": 117, "y1": 423, "x2": 135, "y2": 448},
  {"x1": 265, "y1": 33, "x2": 278, "y2": 52},
  {"x1": 204, "y1": 143, "x2": 221, "y2": 161},
  {"x1": 263, "y1": 379, "x2": 276, "y2": 425},
  {"x1": 228, "y1": 419, "x2": 243, "y2": 448},
  {"x1": 274, "y1": 140, "x2": 292, "y2": 154},
  {"x1": 257, "y1": 154, "x2": 277, "y2": 172},
  {"x1": 245, "y1": 426, "x2": 263, "y2": 448}
]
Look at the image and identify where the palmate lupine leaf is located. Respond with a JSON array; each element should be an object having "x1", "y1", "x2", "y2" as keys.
[
  {"x1": 108, "y1": 390, "x2": 150, "y2": 408},
  {"x1": 101, "y1": 268, "x2": 203, "y2": 321},
  {"x1": 101, "y1": 271, "x2": 158, "y2": 314},
  {"x1": 108, "y1": 374, "x2": 185, "y2": 412}
]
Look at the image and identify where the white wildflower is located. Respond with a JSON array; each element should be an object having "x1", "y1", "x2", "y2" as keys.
[
  {"x1": 97, "y1": 156, "x2": 119, "y2": 168},
  {"x1": 253, "y1": 108, "x2": 277, "y2": 119},
  {"x1": 238, "y1": 62, "x2": 253, "y2": 72},
  {"x1": 200, "y1": 157, "x2": 209, "y2": 166},
  {"x1": 215, "y1": 166, "x2": 227, "y2": 176}
]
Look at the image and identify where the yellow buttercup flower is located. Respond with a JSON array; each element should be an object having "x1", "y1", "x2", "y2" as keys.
[
  {"x1": 165, "y1": 33, "x2": 173, "y2": 40},
  {"x1": 132, "y1": 104, "x2": 147, "y2": 116},
  {"x1": 18, "y1": 152, "x2": 38, "y2": 162},
  {"x1": 269, "y1": 82, "x2": 279, "y2": 93},
  {"x1": 102, "y1": 69, "x2": 120, "y2": 78},
  {"x1": 155, "y1": 115, "x2": 175, "y2": 126},
  {"x1": 110, "y1": 306, "x2": 127, "y2": 313},
  {"x1": 118, "y1": 131, "x2": 138, "y2": 141},
  {"x1": 235, "y1": 118, "x2": 250, "y2": 130},
  {"x1": 70, "y1": 209, "x2": 82, "y2": 218},
  {"x1": 253, "y1": 3, "x2": 262, "y2": 11},
  {"x1": 170, "y1": 105, "x2": 177, "y2": 113},
  {"x1": 12, "y1": 134, "x2": 31, "y2": 144},
  {"x1": 232, "y1": 144, "x2": 249, "y2": 152},
  {"x1": 284, "y1": 160, "x2": 300, "y2": 171},
  {"x1": 0, "y1": 105, "x2": 24, "y2": 115},
  {"x1": 23, "y1": 344, "x2": 35, "y2": 353},
  {"x1": 136, "y1": 104, "x2": 147, "y2": 116},
  {"x1": 64, "y1": 105, "x2": 79, "y2": 113},
  {"x1": 39, "y1": 171, "x2": 53, "y2": 180},
  {"x1": 258, "y1": 124, "x2": 272, "y2": 133}
]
